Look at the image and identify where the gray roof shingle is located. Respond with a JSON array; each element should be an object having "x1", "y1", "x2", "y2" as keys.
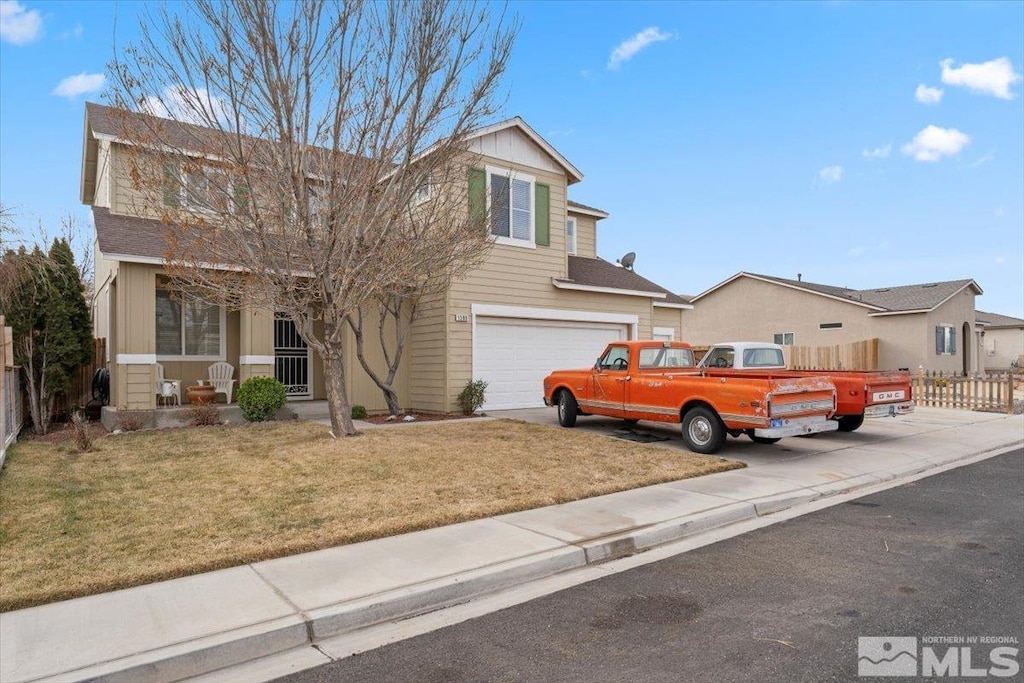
[
  {"x1": 976, "y1": 310, "x2": 1024, "y2": 328},
  {"x1": 747, "y1": 273, "x2": 980, "y2": 312},
  {"x1": 567, "y1": 199, "x2": 608, "y2": 216},
  {"x1": 562, "y1": 256, "x2": 689, "y2": 304}
]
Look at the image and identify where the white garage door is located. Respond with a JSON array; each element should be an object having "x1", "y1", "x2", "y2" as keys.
[{"x1": 475, "y1": 317, "x2": 627, "y2": 410}]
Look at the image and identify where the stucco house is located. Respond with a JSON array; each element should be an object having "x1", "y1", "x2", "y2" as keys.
[
  {"x1": 83, "y1": 103, "x2": 689, "y2": 413},
  {"x1": 684, "y1": 272, "x2": 984, "y2": 374},
  {"x1": 976, "y1": 310, "x2": 1024, "y2": 370}
]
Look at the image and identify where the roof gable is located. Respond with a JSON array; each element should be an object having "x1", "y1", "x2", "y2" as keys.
[
  {"x1": 466, "y1": 117, "x2": 583, "y2": 184},
  {"x1": 692, "y1": 271, "x2": 982, "y2": 314}
]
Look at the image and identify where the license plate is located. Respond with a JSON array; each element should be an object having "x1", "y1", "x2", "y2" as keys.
[{"x1": 872, "y1": 390, "x2": 905, "y2": 402}]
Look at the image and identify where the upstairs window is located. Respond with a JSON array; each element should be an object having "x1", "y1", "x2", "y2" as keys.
[
  {"x1": 936, "y1": 325, "x2": 956, "y2": 355},
  {"x1": 163, "y1": 164, "x2": 242, "y2": 215},
  {"x1": 488, "y1": 167, "x2": 535, "y2": 246},
  {"x1": 566, "y1": 217, "x2": 577, "y2": 255}
]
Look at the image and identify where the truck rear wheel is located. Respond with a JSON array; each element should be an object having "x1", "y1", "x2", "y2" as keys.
[
  {"x1": 681, "y1": 407, "x2": 726, "y2": 454},
  {"x1": 837, "y1": 414, "x2": 864, "y2": 432},
  {"x1": 557, "y1": 390, "x2": 578, "y2": 428}
]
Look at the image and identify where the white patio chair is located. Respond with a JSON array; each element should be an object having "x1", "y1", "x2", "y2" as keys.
[
  {"x1": 154, "y1": 363, "x2": 181, "y2": 407},
  {"x1": 207, "y1": 361, "x2": 237, "y2": 403}
]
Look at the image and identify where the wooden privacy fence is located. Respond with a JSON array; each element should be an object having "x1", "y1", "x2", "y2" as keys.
[
  {"x1": 53, "y1": 338, "x2": 106, "y2": 417},
  {"x1": 788, "y1": 338, "x2": 879, "y2": 371},
  {"x1": 912, "y1": 370, "x2": 1018, "y2": 414}
]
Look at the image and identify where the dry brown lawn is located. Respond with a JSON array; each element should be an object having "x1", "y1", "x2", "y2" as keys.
[{"x1": 0, "y1": 419, "x2": 742, "y2": 611}]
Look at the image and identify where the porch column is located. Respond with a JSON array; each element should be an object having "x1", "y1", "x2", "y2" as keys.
[
  {"x1": 239, "y1": 308, "x2": 275, "y2": 383},
  {"x1": 114, "y1": 263, "x2": 158, "y2": 410}
]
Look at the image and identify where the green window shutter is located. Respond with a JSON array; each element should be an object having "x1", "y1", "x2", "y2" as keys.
[
  {"x1": 468, "y1": 168, "x2": 486, "y2": 230},
  {"x1": 535, "y1": 183, "x2": 550, "y2": 246},
  {"x1": 162, "y1": 164, "x2": 181, "y2": 208}
]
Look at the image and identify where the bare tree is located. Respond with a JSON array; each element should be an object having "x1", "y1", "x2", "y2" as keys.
[{"x1": 109, "y1": 0, "x2": 515, "y2": 436}]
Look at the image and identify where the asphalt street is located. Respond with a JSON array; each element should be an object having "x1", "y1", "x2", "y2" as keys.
[{"x1": 278, "y1": 449, "x2": 1023, "y2": 683}]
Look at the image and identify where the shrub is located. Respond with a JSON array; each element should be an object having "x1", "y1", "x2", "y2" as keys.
[
  {"x1": 70, "y1": 409, "x2": 92, "y2": 452},
  {"x1": 351, "y1": 404, "x2": 368, "y2": 420},
  {"x1": 457, "y1": 379, "x2": 488, "y2": 416},
  {"x1": 184, "y1": 402, "x2": 220, "y2": 427},
  {"x1": 236, "y1": 376, "x2": 287, "y2": 422}
]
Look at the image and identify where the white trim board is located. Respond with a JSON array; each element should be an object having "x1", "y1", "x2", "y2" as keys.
[
  {"x1": 551, "y1": 279, "x2": 666, "y2": 299},
  {"x1": 240, "y1": 355, "x2": 275, "y2": 365},
  {"x1": 116, "y1": 354, "x2": 157, "y2": 365}
]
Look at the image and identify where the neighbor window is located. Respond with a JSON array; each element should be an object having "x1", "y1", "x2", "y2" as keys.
[
  {"x1": 935, "y1": 325, "x2": 956, "y2": 355},
  {"x1": 488, "y1": 167, "x2": 534, "y2": 245},
  {"x1": 773, "y1": 332, "x2": 795, "y2": 345},
  {"x1": 156, "y1": 283, "x2": 224, "y2": 359},
  {"x1": 566, "y1": 217, "x2": 577, "y2": 255}
]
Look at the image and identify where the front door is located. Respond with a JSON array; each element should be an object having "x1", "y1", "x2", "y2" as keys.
[{"x1": 274, "y1": 313, "x2": 311, "y2": 400}]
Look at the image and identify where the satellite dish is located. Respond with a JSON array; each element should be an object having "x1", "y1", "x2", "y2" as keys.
[{"x1": 617, "y1": 252, "x2": 636, "y2": 271}]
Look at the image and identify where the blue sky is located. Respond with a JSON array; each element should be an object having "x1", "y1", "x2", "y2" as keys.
[{"x1": 2, "y1": 0, "x2": 1022, "y2": 316}]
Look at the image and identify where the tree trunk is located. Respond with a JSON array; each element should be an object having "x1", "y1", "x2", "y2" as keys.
[{"x1": 322, "y1": 355, "x2": 357, "y2": 437}]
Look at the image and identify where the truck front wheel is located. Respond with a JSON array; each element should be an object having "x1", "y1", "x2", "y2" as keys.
[
  {"x1": 557, "y1": 390, "x2": 578, "y2": 428},
  {"x1": 681, "y1": 407, "x2": 726, "y2": 454},
  {"x1": 837, "y1": 414, "x2": 864, "y2": 432}
]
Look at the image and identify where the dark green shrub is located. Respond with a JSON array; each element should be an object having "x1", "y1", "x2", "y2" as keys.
[
  {"x1": 457, "y1": 379, "x2": 488, "y2": 416},
  {"x1": 351, "y1": 404, "x2": 368, "y2": 420},
  {"x1": 236, "y1": 376, "x2": 287, "y2": 422}
]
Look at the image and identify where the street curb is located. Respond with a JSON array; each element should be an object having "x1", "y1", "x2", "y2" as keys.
[{"x1": 8, "y1": 437, "x2": 1023, "y2": 683}]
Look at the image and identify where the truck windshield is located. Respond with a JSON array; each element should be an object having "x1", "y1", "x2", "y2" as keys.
[
  {"x1": 639, "y1": 347, "x2": 694, "y2": 369},
  {"x1": 743, "y1": 348, "x2": 785, "y2": 367}
]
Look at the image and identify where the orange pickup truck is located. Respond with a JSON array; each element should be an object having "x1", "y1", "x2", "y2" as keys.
[{"x1": 542, "y1": 340, "x2": 839, "y2": 454}]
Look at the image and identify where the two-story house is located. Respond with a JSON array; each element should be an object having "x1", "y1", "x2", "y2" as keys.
[{"x1": 82, "y1": 103, "x2": 690, "y2": 414}]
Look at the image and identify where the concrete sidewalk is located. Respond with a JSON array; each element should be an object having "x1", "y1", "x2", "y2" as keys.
[{"x1": 1, "y1": 408, "x2": 1021, "y2": 683}]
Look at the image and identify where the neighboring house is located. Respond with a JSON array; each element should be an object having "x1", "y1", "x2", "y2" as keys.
[
  {"x1": 975, "y1": 310, "x2": 1024, "y2": 369},
  {"x1": 82, "y1": 103, "x2": 690, "y2": 413},
  {"x1": 684, "y1": 272, "x2": 983, "y2": 373}
]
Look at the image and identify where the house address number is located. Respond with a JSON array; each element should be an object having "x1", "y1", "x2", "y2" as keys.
[{"x1": 454, "y1": 314, "x2": 469, "y2": 323}]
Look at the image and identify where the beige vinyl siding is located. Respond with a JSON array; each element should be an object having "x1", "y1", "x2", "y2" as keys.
[
  {"x1": 570, "y1": 213, "x2": 597, "y2": 258},
  {"x1": 343, "y1": 307, "x2": 411, "y2": 413},
  {"x1": 653, "y1": 307, "x2": 684, "y2": 341},
  {"x1": 408, "y1": 291, "x2": 448, "y2": 413},
  {"x1": 95, "y1": 139, "x2": 112, "y2": 208},
  {"x1": 114, "y1": 262, "x2": 158, "y2": 408}
]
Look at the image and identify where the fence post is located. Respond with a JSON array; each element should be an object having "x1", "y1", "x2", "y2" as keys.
[{"x1": 1009, "y1": 371, "x2": 1016, "y2": 415}]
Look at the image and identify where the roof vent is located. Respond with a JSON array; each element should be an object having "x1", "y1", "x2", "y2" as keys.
[
  {"x1": 797, "y1": 273, "x2": 802, "y2": 281},
  {"x1": 922, "y1": 283, "x2": 938, "y2": 288}
]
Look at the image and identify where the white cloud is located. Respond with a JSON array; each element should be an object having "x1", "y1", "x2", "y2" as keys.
[
  {"x1": 862, "y1": 144, "x2": 891, "y2": 160},
  {"x1": 818, "y1": 165, "x2": 843, "y2": 184},
  {"x1": 914, "y1": 84, "x2": 944, "y2": 104},
  {"x1": 0, "y1": 0, "x2": 42, "y2": 45},
  {"x1": 994, "y1": 207, "x2": 1005, "y2": 218},
  {"x1": 901, "y1": 125, "x2": 970, "y2": 162},
  {"x1": 52, "y1": 72, "x2": 106, "y2": 99},
  {"x1": 970, "y1": 152, "x2": 995, "y2": 168},
  {"x1": 848, "y1": 246, "x2": 866, "y2": 257},
  {"x1": 940, "y1": 57, "x2": 1022, "y2": 100},
  {"x1": 608, "y1": 27, "x2": 673, "y2": 71},
  {"x1": 141, "y1": 85, "x2": 231, "y2": 126},
  {"x1": 59, "y1": 23, "x2": 83, "y2": 40}
]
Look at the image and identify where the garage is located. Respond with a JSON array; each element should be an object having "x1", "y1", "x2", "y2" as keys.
[{"x1": 474, "y1": 316, "x2": 628, "y2": 409}]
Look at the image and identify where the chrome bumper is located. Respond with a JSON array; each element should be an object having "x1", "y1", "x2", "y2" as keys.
[
  {"x1": 755, "y1": 415, "x2": 839, "y2": 438},
  {"x1": 864, "y1": 400, "x2": 915, "y2": 419}
]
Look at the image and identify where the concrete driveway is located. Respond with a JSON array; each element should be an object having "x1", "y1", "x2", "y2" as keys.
[{"x1": 487, "y1": 405, "x2": 1014, "y2": 469}]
